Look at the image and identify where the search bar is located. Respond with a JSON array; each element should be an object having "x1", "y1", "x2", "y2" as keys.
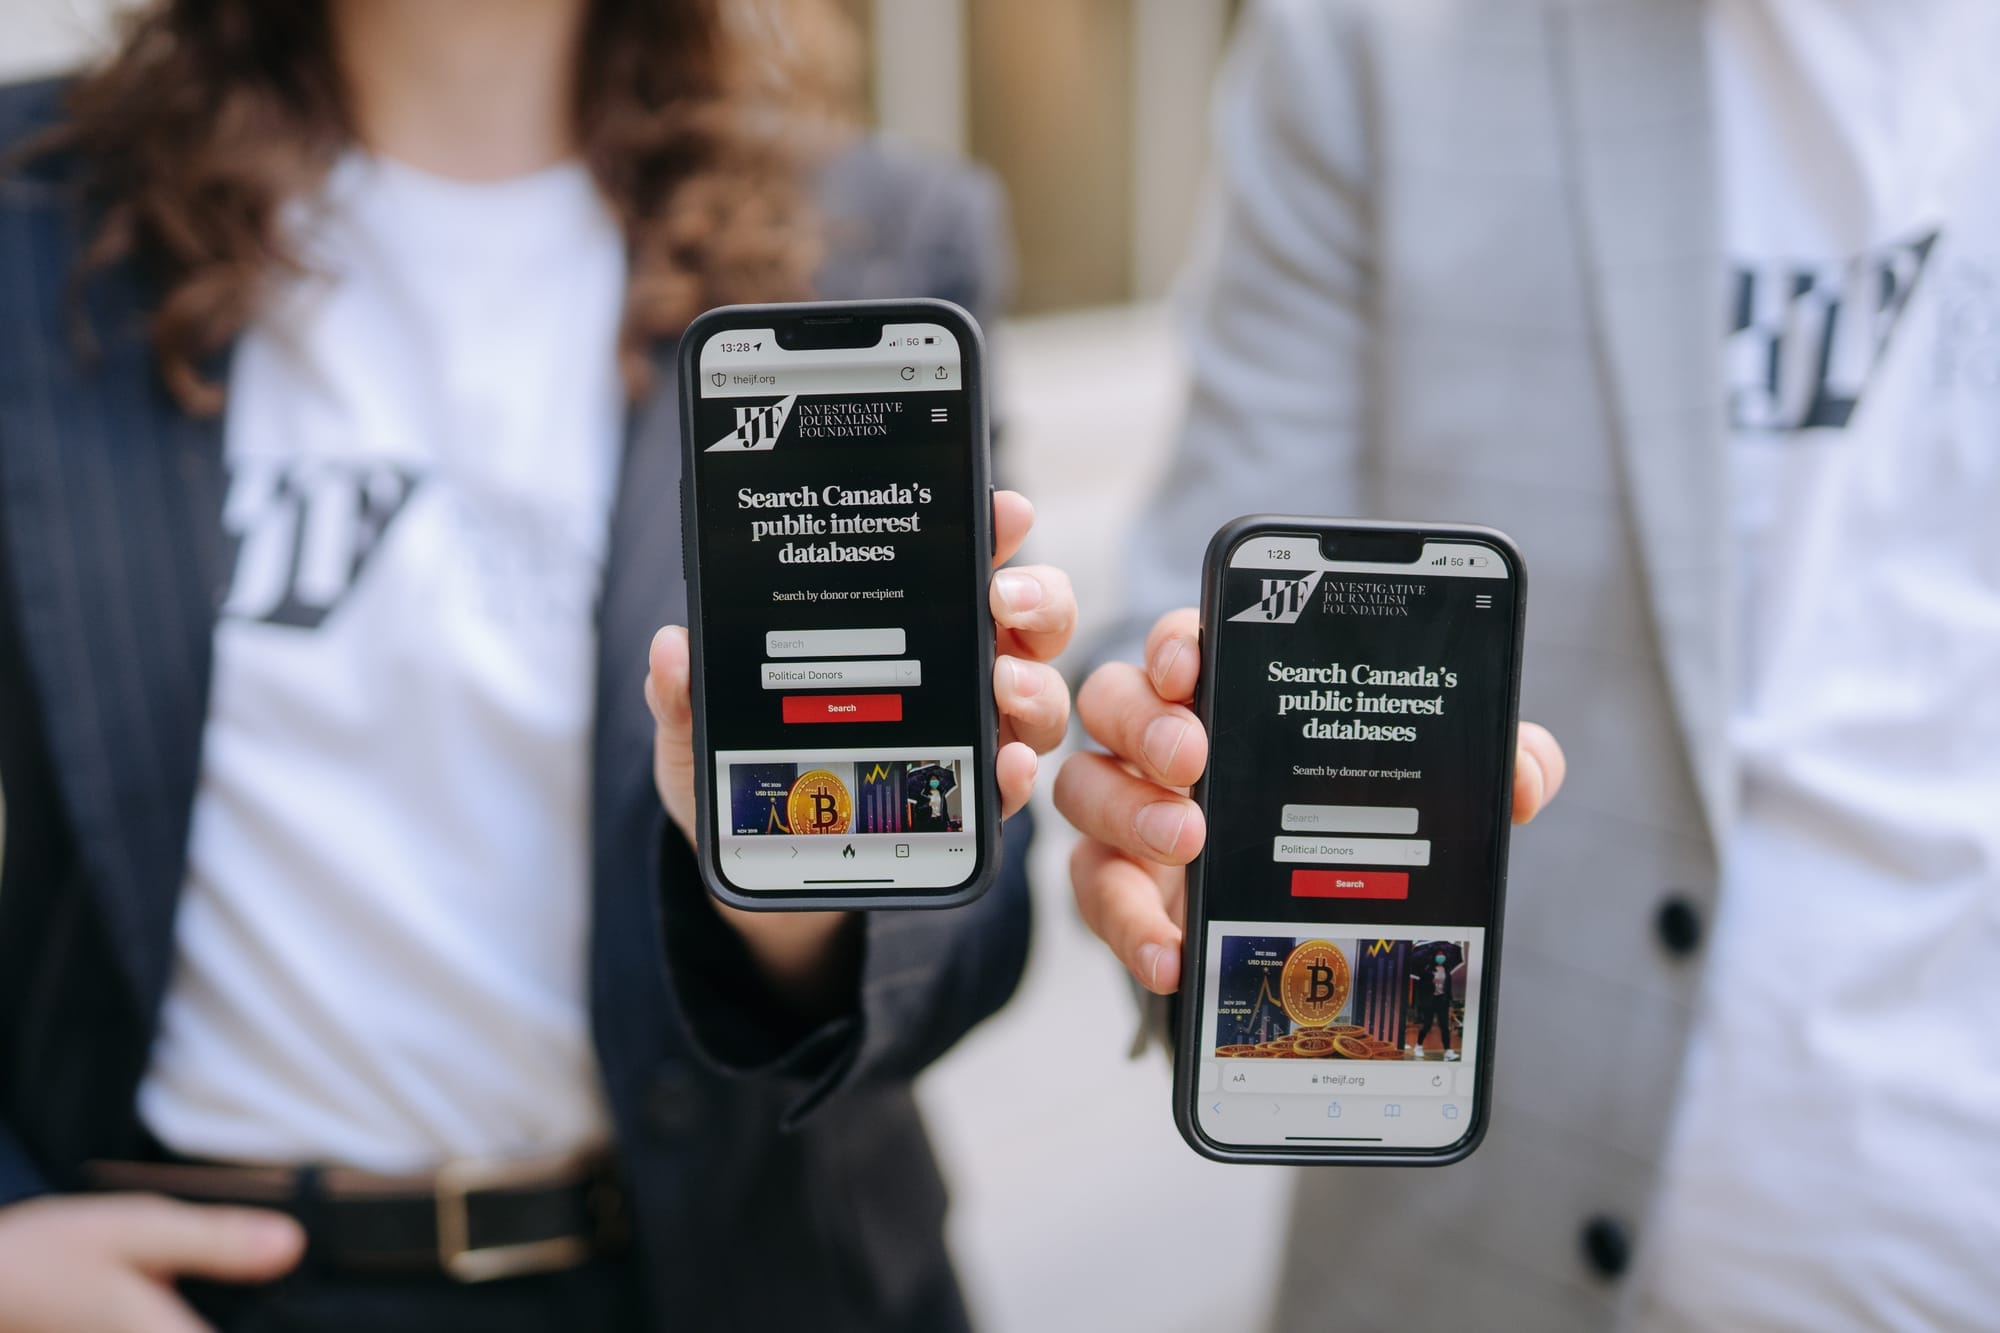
[
  {"x1": 701, "y1": 363, "x2": 960, "y2": 397},
  {"x1": 1280, "y1": 804, "x2": 1419, "y2": 834},
  {"x1": 1215, "y1": 1060, "x2": 1456, "y2": 1096},
  {"x1": 1273, "y1": 836, "x2": 1432, "y2": 867},
  {"x1": 765, "y1": 628, "x2": 906, "y2": 658},
  {"x1": 761, "y1": 659, "x2": 922, "y2": 690}
]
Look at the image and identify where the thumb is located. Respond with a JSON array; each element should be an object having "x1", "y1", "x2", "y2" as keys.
[
  {"x1": 647, "y1": 626, "x2": 698, "y2": 841},
  {"x1": 108, "y1": 1196, "x2": 305, "y2": 1283},
  {"x1": 645, "y1": 625, "x2": 694, "y2": 735}
]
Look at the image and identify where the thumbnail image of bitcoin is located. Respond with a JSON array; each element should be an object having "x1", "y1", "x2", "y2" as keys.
[
  {"x1": 1279, "y1": 940, "x2": 1351, "y2": 1028},
  {"x1": 787, "y1": 770, "x2": 852, "y2": 835}
]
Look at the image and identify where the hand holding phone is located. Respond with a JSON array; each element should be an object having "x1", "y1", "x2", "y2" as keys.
[
  {"x1": 665, "y1": 300, "x2": 1074, "y2": 921},
  {"x1": 1056, "y1": 518, "x2": 1565, "y2": 1164},
  {"x1": 646, "y1": 487, "x2": 1069, "y2": 1008},
  {"x1": 650, "y1": 489, "x2": 1068, "y2": 843},
  {"x1": 1060, "y1": 592, "x2": 1562, "y2": 995}
]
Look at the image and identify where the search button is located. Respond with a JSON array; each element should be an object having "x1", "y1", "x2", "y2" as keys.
[
  {"x1": 1290, "y1": 870, "x2": 1411, "y2": 900},
  {"x1": 781, "y1": 694, "x2": 903, "y2": 724}
]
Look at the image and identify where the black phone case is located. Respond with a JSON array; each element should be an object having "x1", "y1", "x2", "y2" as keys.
[
  {"x1": 676, "y1": 298, "x2": 1001, "y2": 912},
  {"x1": 1172, "y1": 515, "x2": 1528, "y2": 1165}
]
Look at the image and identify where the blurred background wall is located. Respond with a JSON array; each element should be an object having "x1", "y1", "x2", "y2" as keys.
[
  {"x1": 859, "y1": 0, "x2": 1232, "y2": 308},
  {"x1": 0, "y1": 5, "x2": 1291, "y2": 1329}
]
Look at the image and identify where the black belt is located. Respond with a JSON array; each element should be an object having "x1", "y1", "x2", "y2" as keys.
[{"x1": 85, "y1": 1151, "x2": 626, "y2": 1283}]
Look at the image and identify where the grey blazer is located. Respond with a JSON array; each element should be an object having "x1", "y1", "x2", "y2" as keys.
[{"x1": 1119, "y1": 1, "x2": 1727, "y2": 1328}]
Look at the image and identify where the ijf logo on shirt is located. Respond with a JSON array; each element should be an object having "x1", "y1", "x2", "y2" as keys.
[
  {"x1": 706, "y1": 395, "x2": 797, "y2": 452},
  {"x1": 1728, "y1": 230, "x2": 1938, "y2": 433},
  {"x1": 218, "y1": 458, "x2": 420, "y2": 629}
]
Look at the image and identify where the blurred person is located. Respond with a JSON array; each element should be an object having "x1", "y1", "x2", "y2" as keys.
[
  {"x1": 1058, "y1": 0, "x2": 1998, "y2": 1328},
  {"x1": 1411, "y1": 951, "x2": 1456, "y2": 1061},
  {"x1": 0, "y1": 1, "x2": 1078, "y2": 1330}
]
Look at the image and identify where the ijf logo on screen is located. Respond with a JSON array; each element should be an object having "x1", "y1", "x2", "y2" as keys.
[
  {"x1": 1229, "y1": 571, "x2": 1322, "y2": 624},
  {"x1": 707, "y1": 394, "x2": 798, "y2": 451}
]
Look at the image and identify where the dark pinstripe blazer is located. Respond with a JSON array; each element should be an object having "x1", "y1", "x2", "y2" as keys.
[{"x1": 0, "y1": 77, "x2": 1027, "y2": 1332}]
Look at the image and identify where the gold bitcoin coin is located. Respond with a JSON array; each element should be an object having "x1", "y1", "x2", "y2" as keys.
[
  {"x1": 1325, "y1": 1025, "x2": 1368, "y2": 1038},
  {"x1": 1279, "y1": 940, "x2": 1351, "y2": 1028},
  {"x1": 786, "y1": 769, "x2": 852, "y2": 835},
  {"x1": 1331, "y1": 1034, "x2": 1374, "y2": 1060},
  {"x1": 1292, "y1": 1035, "x2": 1337, "y2": 1057},
  {"x1": 1215, "y1": 1044, "x2": 1260, "y2": 1058}
]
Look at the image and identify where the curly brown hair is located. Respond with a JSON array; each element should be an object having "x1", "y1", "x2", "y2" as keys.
[{"x1": 48, "y1": 0, "x2": 857, "y2": 414}]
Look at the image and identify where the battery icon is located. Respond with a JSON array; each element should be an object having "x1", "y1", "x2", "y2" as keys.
[
  {"x1": 1469, "y1": 556, "x2": 1490, "y2": 567},
  {"x1": 923, "y1": 336, "x2": 937, "y2": 344}
]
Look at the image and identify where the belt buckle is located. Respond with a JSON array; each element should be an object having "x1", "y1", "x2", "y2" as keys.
[{"x1": 434, "y1": 1157, "x2": 591, "y2": 1283}]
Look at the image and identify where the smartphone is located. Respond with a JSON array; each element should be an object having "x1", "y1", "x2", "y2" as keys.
[
  {"x1": 677, "y1": 299, "x2": 1000, "y2": 910},
  {"x1": 1174, "y1": 517, "x2": 1526, "y2": 1164}
]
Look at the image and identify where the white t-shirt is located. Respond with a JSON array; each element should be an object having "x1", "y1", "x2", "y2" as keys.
[
  {"x1": 1636, "y1": 3, "x2": 2000, "y2": 1328},
  {"x1": 139, "y1": 155, "x2": 626, "y2": 1170}
]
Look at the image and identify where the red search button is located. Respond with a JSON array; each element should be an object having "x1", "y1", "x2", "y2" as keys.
[
  {"x1": 782, "y1": 693, "x2": 903, "y2": 724},
  {"x1": 1290, "y1": 869, "x2": 1410, "y2": 900}
]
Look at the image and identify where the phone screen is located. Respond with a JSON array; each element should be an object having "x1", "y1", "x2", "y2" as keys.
[
  {"x1": 1189, "y1": 529, "x2": 1520, "y2": 1153},
  {"x1": 687, "y1": 316, "x2": 988, "y2": 896}
]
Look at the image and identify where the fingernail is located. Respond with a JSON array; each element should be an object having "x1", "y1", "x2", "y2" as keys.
[
  {"x1": 1134, "y1": 801, "x2": 1189, "y2": 857},
  {"x1": 1517, "y1": 753, "x2": 1544, "y2": 824},
  {"x1": 1142, "y1": 715, "x2": 1190, "y2": 775},
  {"x1": 1136, "y1": 942, "x2": 1171, "y2": 991},
  {"x1": 996, "y1": 570, "x2": 1042, "y2": 613},
  {"x1": 1007, "y1": 658, "x2": 1045, "y2": 697},
  {"x1": 1150, "y1": 635, "x2": 1187, "y2": 691},
  {"x1": 249, "y1": 1213, "x2": 303, "y2": 1261}
]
